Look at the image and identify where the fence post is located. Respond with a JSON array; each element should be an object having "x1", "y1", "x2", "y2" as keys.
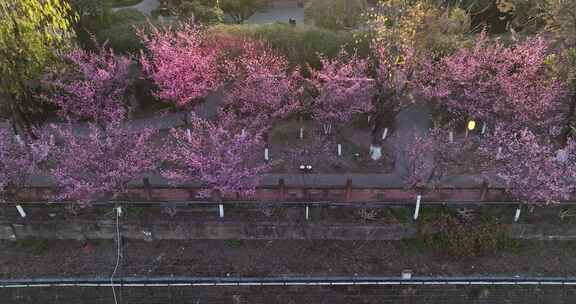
[
  {"x1": 143, "y1": 177, "x2": 152, "y2": 201},
  {"x1": 345, "y1": 178, "x2": 352, "y2": 201},
  {"x1": 279, "y1": 178, "x2": 286, "y2": 201}
]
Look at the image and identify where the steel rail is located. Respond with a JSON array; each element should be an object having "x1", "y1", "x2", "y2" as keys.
[{"x1": 3, "y1": 276, "x2": 576, "y2": 288}]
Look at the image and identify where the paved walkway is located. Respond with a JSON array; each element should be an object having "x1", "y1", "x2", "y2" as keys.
[
  {"x1": 112, "y1": 0, "x2": 159, "y2": 15},
  {"x1": 246, "y1": 7, "x2": 304, "y2": 24}
]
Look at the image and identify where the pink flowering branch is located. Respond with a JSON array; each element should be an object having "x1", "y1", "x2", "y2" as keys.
[
  {"x1": 420, "y1": 34, "x2": 567, "y2": 130},
  {"x1": 42, "y1": 46, "x2": 131, "y2": 126},
  {"x1": 139, "y1": 22, "x2": 223, "y2": 107},
  {"x1": 308, "y1": 50, "x2": 375, "y2": 129},
  {"x1": 480, "y1": 126, "x2": 576, "y2": 204},
  {"x1": 163, "y1": 113, "x2": 271, "y2": 199},
  {"x1": 0, "y1": 127, "x2": 53, "y2": 200},
  {"x1": 50, "y1": 122, "x2": 160, "y2": 204},
  {"x1": 222, "y1": 38, "x2": 300, "y2": 131}
]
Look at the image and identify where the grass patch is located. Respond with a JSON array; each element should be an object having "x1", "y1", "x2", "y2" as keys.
[
  {"x1": 104, "y1": 0, "x2": 144, "y2": 8},
  {"x1": 16, "y1": 239, "x2": 50, "y2": 256},
  {"x1": 225, "y1": 239, "x2": 243, "y2": 248}
]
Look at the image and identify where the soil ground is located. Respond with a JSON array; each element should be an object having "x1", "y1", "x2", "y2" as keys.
[{"x1": 2, "y1": 238, "x2": 576, "y2": 279}]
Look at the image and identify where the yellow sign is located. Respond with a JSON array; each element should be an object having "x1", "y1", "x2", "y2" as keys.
[{"x1": 467, "y1": 120, "x2": 476, "y2": 131}]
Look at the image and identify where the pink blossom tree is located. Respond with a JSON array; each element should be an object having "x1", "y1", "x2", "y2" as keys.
[
  {"x1": 139, "y1": 23, "x2": 223, "y2": 107},
  {"x1": 480, "y1": 126, "x2": 576, "y2": 204},
  {"x1": 0, "y1": 126, "x2": 52, "y2": 200},
  {"x1": 42, "y1": 46, "x2": 132, "y2": 126},
  {"x1": 163, "y1": 113, "x2": 270, "y2": 199},
  {"x1": 49, "y1": 122, "x2": 160, "y2": 204},
  {"x1": 419, "y1": 34, "x2": 568, "y2": 131},
  {"x1": 307, "y1": 50, "x2": 375, "y2": 134},
  {"x1": 222, "y1": 38, "x2": 300, "y2": 131}
]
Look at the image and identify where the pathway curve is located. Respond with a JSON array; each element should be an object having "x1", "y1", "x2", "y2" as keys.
[{"x1": 112, "y1": 0, "x2": 160, "y2": 15}]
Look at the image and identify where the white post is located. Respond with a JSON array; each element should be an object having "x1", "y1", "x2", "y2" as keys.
[
  {"x1": 186, "y1": 129, "x2": 192, "y2": 143},
  {"x1": 264, "y1": 148, "x2": 269, "y2": 161},
  {"x1": 514, "y1": 207, "x2": 521, "y2": 222},
  {"x1": 481, "y1": 122, "x2": 487, "y2": 135},
  {"x1": 337, "y1": 144, "x2": 342, "y2": 156},
  {"x1": 15, "y1": 135, "x2": 24, "y2": 146},
  {"x1": 449, "y1": 131, "x2": 454, "y2": 143},
  {"x1": 496, "y1": 147, "x2": 502, "y2": 159},
  {"x1": 382, "y1": 128, "x2": 389, "y2": 140},
  {"x1": 367, "y1": 115, "x2": 371, "y2": 124},
  {"x1": 115, "y1": 206, "x2": 123, "y2": 217},
  {"x1": 219, "y1": 204, "x2": 224, "y2": 218},
  {"x1": 299, "y1": 127, "x2": 304, "y2": 140},
  {"x1": 241, "y1": 128, "x2": 246, "y2": 137},
  {"x1": 413, "y1": 194, "x2": 422, "y2": 220},
  {"x1": 305, "y1": 205, "x2": 309, "y2": 220},
  {"x1": 16, "y1": 205, "x2": 26, "y2": 218}
]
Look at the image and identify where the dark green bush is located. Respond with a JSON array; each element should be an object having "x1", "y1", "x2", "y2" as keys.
[
  {"x1": 209, "y1": 23, "x2": 370, "y2": 70},
  {"x1": 94, "y1": 9, "x2": 157, "y2": 54},
  {"x1": 304, "y1": 0, "x2": 368, "y2": 30}
]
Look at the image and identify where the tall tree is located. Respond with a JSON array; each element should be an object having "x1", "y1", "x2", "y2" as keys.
[
  {"x1": 0, "y1": 0, "x2": 76, "y2": 133},
  {"x1": 139, "y1": 22, "x2": 223, "y2": 107}
]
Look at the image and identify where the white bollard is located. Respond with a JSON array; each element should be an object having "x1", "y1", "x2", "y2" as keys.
[
  {"x1": 15, "y1": 135, "x2": 24, "y2": 146},
  {"x1": 16, "y1": 205, "x2": 26, "y2": 218},
  {"x1": 241, "y1": 128, "x2": 246, "y2": 137},
  {"x1": 264, "y1": 148, "x2": 269, "y2": 161},
  {"x1": 481, "y1": 122, "x2": 487, "y2": 135},
  {"x1": 186, "y1": 129, "x2": 192, "y2": 143},
  {"x1": 413, "y1": 195, "x2": 422, "y2": 220},
  {"x1": 370, "y1": 144, "x2": 382, "y2": 160},
  {"x1": 337, "y1": 144, "x2": 342, "y2": 156},
  {"x1": 115, "y1": 206, "x2": 123, "y2": 217},
  {"x1": 305, "y1": 205, "x2": 309, "y2": 221},
  {"x1": 219, "y1": 204, "x2": 224, "y2": 218},
  {"x1": 514, "y1": 207, "x2": 521, "y2": 222},
  {"x1": 496, "y1": 147, "x2": 502, "y2": 159},
  {"x1": 382, "y1": 128, "x2": 389, "y2": 140},
  {"x1": 449, "y1": 131, "x2": 454, "y2": 143},
  {"x1": 299, "y1": 127, "x2": 304, "y2": 140}
]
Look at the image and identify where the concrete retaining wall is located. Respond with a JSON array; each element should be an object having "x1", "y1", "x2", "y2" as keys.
[{"x1": 0, "y1": 220, "x2": 573, "y2": 241}]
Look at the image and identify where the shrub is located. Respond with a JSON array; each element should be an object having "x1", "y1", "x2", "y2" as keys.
[
  {"x1": 208, "y1": 23, "x2": 370, "y2": 69},
  {"x1": 418, "y1": 214, "x2": 519, "y2": 257},
  {"x1": 304, "y1": 0, "x2": 368, "y2": 30},
  {"x1": 94, "y1": 9, "x2": 157, "y2": 54}
]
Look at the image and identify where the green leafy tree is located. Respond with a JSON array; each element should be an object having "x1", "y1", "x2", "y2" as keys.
[
  {"x1": 304, "y1": 0, "x2": 368, "y2": 30},
  {"x1": 0, "y1": 0, "x2": 76, "y2": 133}
]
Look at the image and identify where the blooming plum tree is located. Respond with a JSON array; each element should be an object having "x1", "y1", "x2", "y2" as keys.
[
  {"x1": 0, "y1": 126, "x2": 52, "y2": 200},
  {"x1": 43, "y1": 46, "x2": 131, "y2": 126},
  {"x1": 420, "y1": 34, "x2": 567, "y2": 131},
  {"x1": 222, "y1": 38, "x2": 300, "y2": 131},
  {"x1": 139, "y1": 23, "x2": 223, "y2": 107},
  {"x1": 50, "y1": 122, "x2": 159, "y2": 204},
  {"x1": 308, "y1": 50, "x2": 375, "y2": 133},
  {"x1": 163, "y1": 113, "x2": 270, "y2": 199},
  {"x1": 480, "y1": 126, "x2": 576, "y2": 204}
]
